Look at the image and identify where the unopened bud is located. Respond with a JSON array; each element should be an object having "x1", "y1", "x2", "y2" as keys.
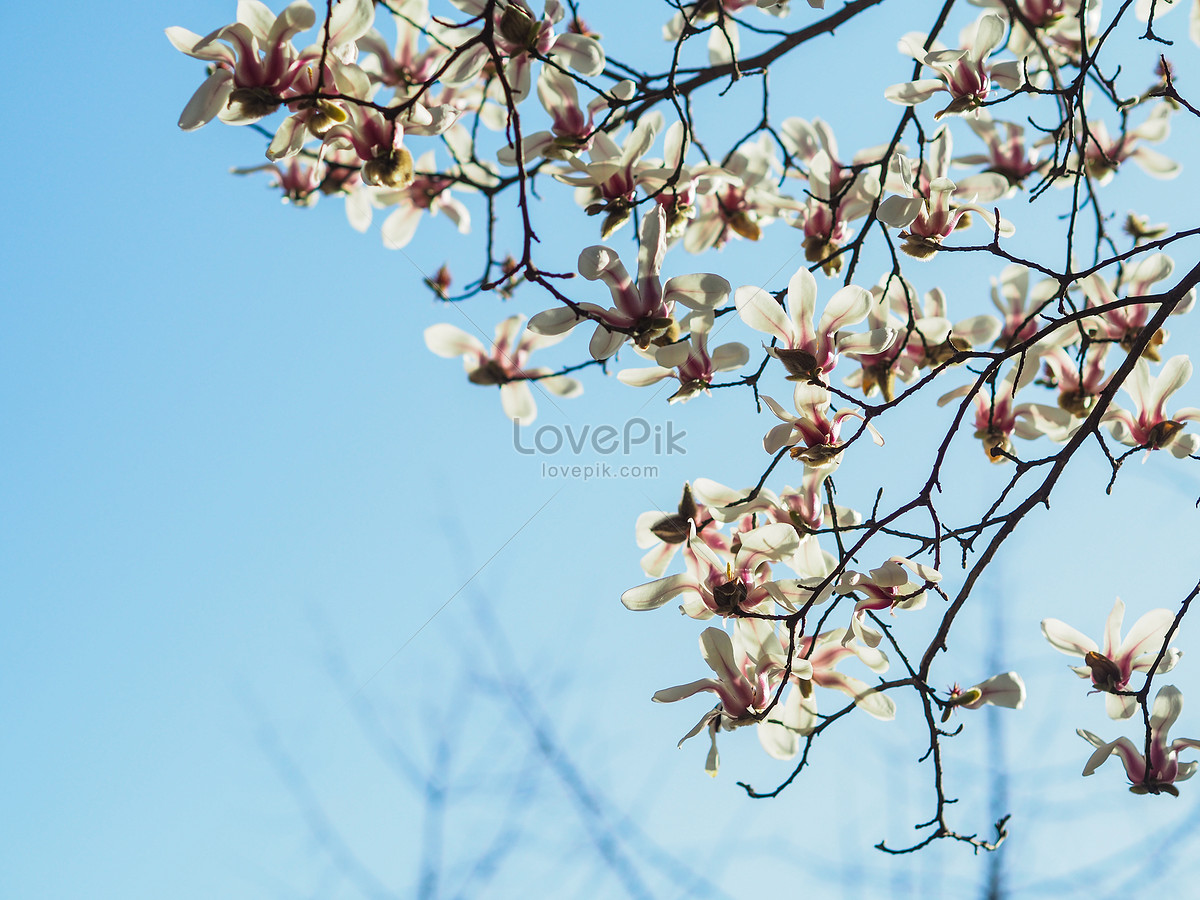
[{"x1": 362, "y1": 146, "x2": 415, "y2": 188}]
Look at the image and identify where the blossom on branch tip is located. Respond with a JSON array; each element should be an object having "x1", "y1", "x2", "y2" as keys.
[
  {"x1": 835, "y1": 556, "x2": 941, "y2": 648},
  {"x1": 941, "y1": 672, "x2": 1026, "y2": 720},
  {"x1": 1102, "y1": 356, "x2": 1200, "y2": 459},
  {"x1": 761, "y1": 383, "x2": 883, "y2": 472},
  {"x1": 527, "y1": 206, "x2": 730, "y2": 360},
  {"x1": 424, "y1": 315, "x2": 582, "y2": 425},
  {"x1": 1042, "y1": 598, "x2": 1182, "y2": 719},
  {"x1": 1078, "y1": 686, "x2": 1200, "y2": 795},
  {"x1": 617, "y1": 312, "x2": 749, "y2": 404},
  {"x1": 878, "y1": 154, "x2": 1015, "y2": 260},
  {"x1": 736, "y1": 266, "x2": 894, "y2": 383},
  {"x1": 884, "y1": 13, "x2": 1023, "y2": 119}
]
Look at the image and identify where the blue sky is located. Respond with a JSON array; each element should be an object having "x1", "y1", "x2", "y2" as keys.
[{"x1": 6, "y1": 2, "x2": 1200, "y2": 898}]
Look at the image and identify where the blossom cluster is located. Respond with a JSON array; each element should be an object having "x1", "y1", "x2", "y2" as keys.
[{"x1": 172, "y1": 0, "x2": 1200, "y2": 845}]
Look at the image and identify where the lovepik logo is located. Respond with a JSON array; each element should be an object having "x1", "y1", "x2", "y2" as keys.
[{"x1": 513, "y1": 418, "x2": 686, "y2": 456}]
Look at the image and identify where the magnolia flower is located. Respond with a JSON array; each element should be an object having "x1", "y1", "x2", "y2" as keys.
[
  {"x1": 653, "y1": 623, "x2": 795, "y2": 776},
  {"x1": 735, "y1": 265, "x2": 894, "y2": 383},
  {"x1": 941, "y1": 672, "x2": 1026, "y2": 720},
  {"x1": 885, "y1": 13, "x2": 1023, "y2": 118},
  {"x1": 958, "y1": 112, "x2": 1051, "y2": 191},
  {"x1": 791, "y1": 150, "x2": 881, "y2": 275},
  {"x1": 1015, "y1": 345, "x2": 1109, "y2": 443},
  {"x1": 436, "y1": 0, "x2": 604, "y2": 101},
  {"x1": 761, "y1": 383, "x2": 883, "y2": 470},
  {"x1": 617, "y1": 312, "x2": 749, "y2": 403},
  {"x1": 1080, "y1": 104, "x2": 1181, "y2": 185},
  {"x1": 168, "y1": 2, "x2": 317, "y2": 130},
  {"x1": 497, "y1": 71, "x2": 634, "y2": 164},
  {"x1": 528, "y1": 206, "x2": 730, "y2": 360},
  {"x1": 989, "y1": 263, "x2": 1059, "y2": 348},
  {"x1": 550, "y1": 114, "x2": 664, "y2": 237},
  {"x1": 680, "y1": 137, "x2": 802, "y2": 254},
  {"x1": 1079, "y1": 254, "x2": 1196, "y2": 362},
  {"x1": 1042, "y1": 597, "x2": 1182, "y2": 719},
  {"x1": 758, "y1": 626, "x2": 895, "y2": 761},
  {"x1": 323, "y1": 104, "x2": 415, "y2": 188},
  {"x1": 939, "y1": 360, "x2": 1039, "y2": 463},
  {"x1": 357, "y1": 0, "x2": 447, "y2": 101},
  {"x1": 1103, "y1": 356, "x2": 1200, "y2": 458},
  {"x1": 835, "y1": 556, "x2": 941, "y2": 648},
  {"x1": 840, "y1": 276, "x2": 953, "y2": 402},
  {"x1": 886, "y1": 282, "x2": 1000, "y2": 371},
  {"x1": 1078, "y1": 686, "x2": 1200, "y2": 795},
  {"x1": 878, "y1": 153, "x2": 1015, "y2": 259},
  {"x1": 232, "y1": 158, "x2": 323, "y2": 206},
  {"x1": 621, "y1": 521, "x2": 811, "y2": 619},
  {"x1": 373, "y1": 151, "x2": 471, "y2": 249},
  {"x1": 424, "y1": 315, "x2": 582, "y2": 424}
]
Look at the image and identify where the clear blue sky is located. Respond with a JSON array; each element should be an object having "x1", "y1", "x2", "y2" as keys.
[{"x1": 5, "y1": 2, "x2": 1200, "y2": 898}]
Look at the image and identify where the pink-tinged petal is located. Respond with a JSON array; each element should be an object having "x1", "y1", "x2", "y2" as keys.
[
  {"x1": 652, "y1": 678, "x2": 719, "y2": 704},
  {"x1": 1103, "y1": 598, "x2": 1126, "y2": 657},
  {"x1": 954, "y1": 314, "x2": 1002, "y2": 347},
  {"x1": 1081, "y1": 735, "x2": 1145, "y2": 781},
  {"x1": 990, "y1": 61, "x2": 1023, "y2": 91},
  {"x1": 622, "y1": 572, "x2": 696, "y2": 611},
  {"x1": 786, "y1": 267, "x2": 819, "y2": 349},
  {"x1": 1041, "y1": 618, "x2": 1100, "y2": 657},
  {"x1": 818, "y1": 285, "x2": 873, "y2": 337},
  {"x1": 424, "y1": 323, "x2": 485, "y2": 358},
  {"x1": 167, "y1": 26, "x2": 235, "y2": 63},
  {"x1": 973, "y1": 12, "x2": 1007, "y2": 57},
  {"x1": 1151, "y1": 684, "x2": 1185, "y2": 736},
  {"x1": 699, "y1": 627, "x2": 739, "y2": 683},
  {"x1": 1103, "y1": 408, "x2": 1138, "y2": 446},
  {"x1": 326, "y1": 0, "x2": 375, "y2": 48},
  {"x1": 739, "y1": 522, "x2": 801, "y2": 563},
  {"x1": 178, "y1": 71, "x2": 234, "y2": 131},
  {"x1": 736, "y1": 286, "x2": 794, "y2": 344},
  {"x1": 439, "y1": 42, "x2": 488, "y2": 86},
  {"x1": 640, "y1": 542, "x2": 679, "y2": 578},
  {"x1": 762, "y1": 422, "x2": 797, "y2": 455},
  {"x1": 499, "y1": 382, "x2": 537, "y2": 425},
  {"x1": 884, "y1": 79, "x2": 946, "y2": 106},
  {"x1": 706, "y1": 17, "x2": 740, "y2": 64},
  {"x1": 1115, "y1": 607, "x2": 1174, "y2": 668},
  {"x1": 1152, "y1": 356, "x2": 1193, "y2": 414},
  {"x1": 344, "y1": 188, "x2": 374, "y2": 233},
  {"x1": 237, "y1": 0, "x2": 279, "y2": 38},
  {"x1": 1169, "y1": 433, "x2": 1200, "y2": 458},
  {"x1": 663, "y1": 274, "x2": 731, "y2": 310},
  {"x1": 266, "y1": 115, "x2": 308, "y2": 160},
  {"x1": 837, "y1": 328, "x2": 898, "y2": 357}
]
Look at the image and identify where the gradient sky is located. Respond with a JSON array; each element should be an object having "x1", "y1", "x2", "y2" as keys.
[{"x1": 6, "y1": 3, "x2": 1200, "y2": 898}]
